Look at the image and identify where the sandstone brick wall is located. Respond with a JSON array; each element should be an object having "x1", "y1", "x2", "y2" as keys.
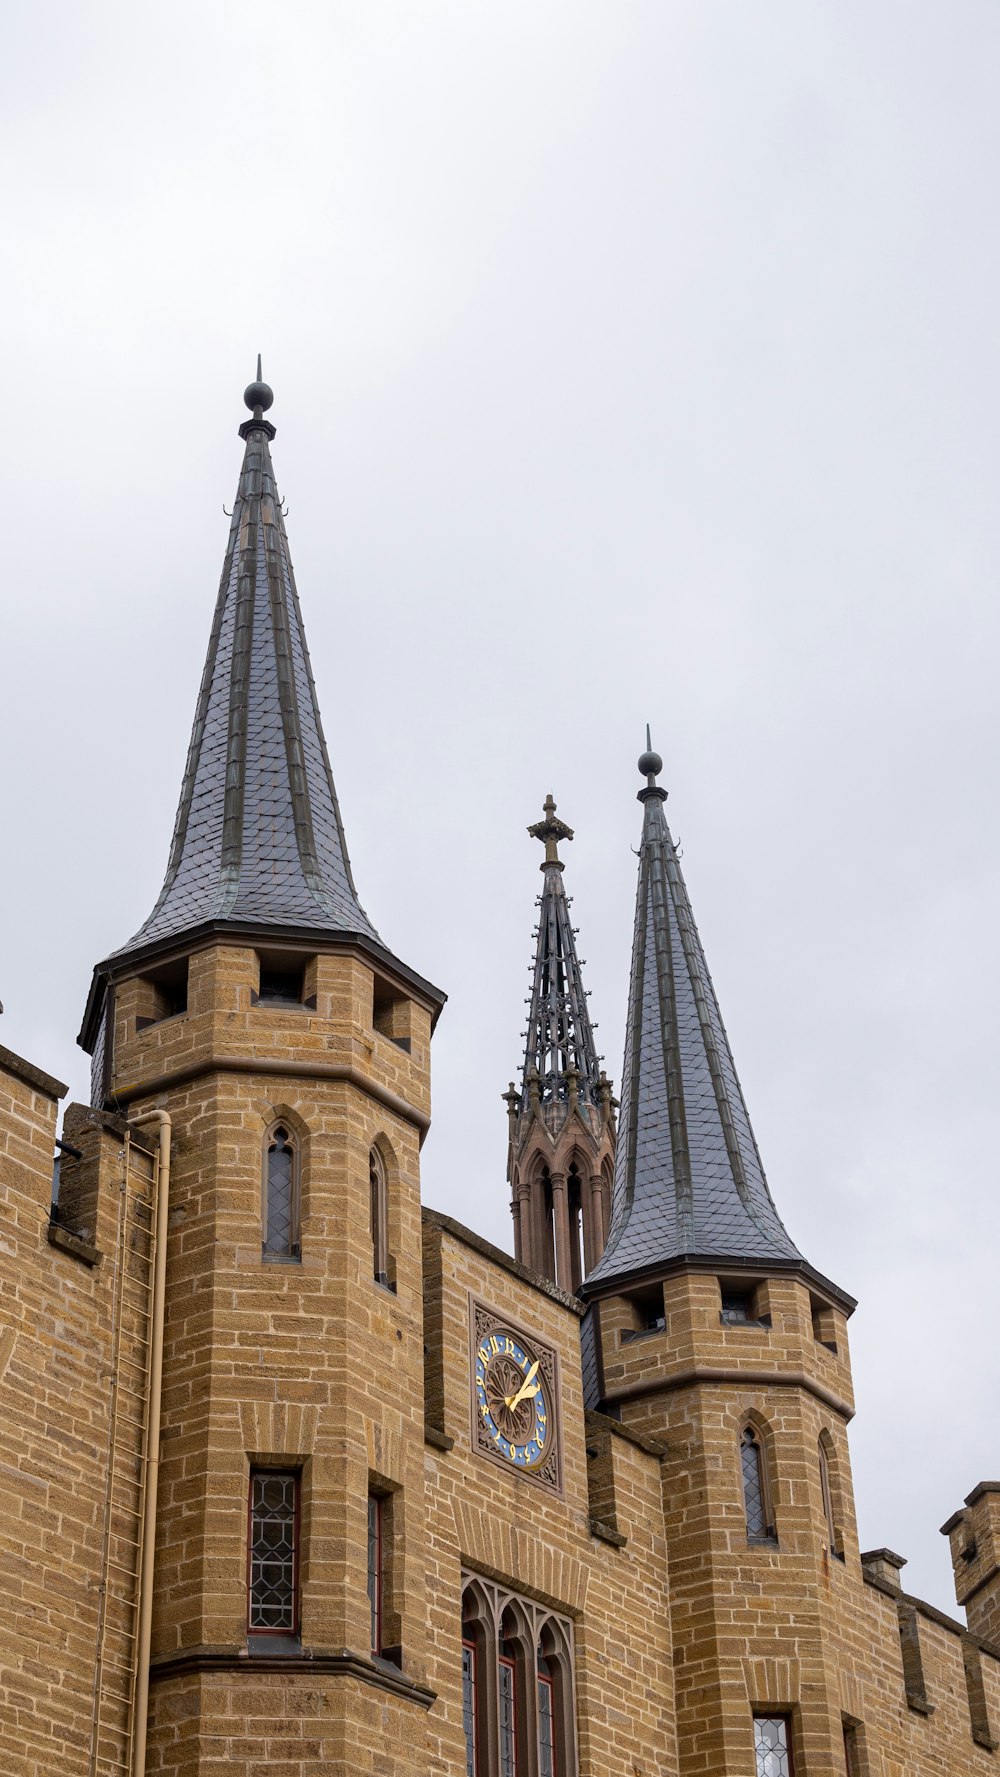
[
  {"x1": 421, "y1": 1213, "x2": 677, "y2": 1777},
  {"x1": 0, "y1": 1052, "x2": 111, "y2": 1775},
  {"x1": 2, "y1": 968, "x2": 999, "y2": 1777}
]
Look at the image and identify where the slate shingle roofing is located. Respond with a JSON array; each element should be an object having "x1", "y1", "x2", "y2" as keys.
[
  {"x1": 584, "y1": 743, "x2": 803, "y2": 1291},
  {"x1": 113, "y1": 380, "x2": 379, "y2": 960}
]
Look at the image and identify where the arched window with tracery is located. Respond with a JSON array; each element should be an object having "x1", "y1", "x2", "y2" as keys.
[
  {"x1": 536, "y1": 1619, "x2": 573, "y2": 1777},
  {"x1": 740, "y1": 1422, "x2": 774, "y2": 1543},
  {"x1": 263, "y1": 1123, "x2": 300, "y2": 1259},
  {"x1": 370, "y1": 1145, "x2": 389, "y2": 1285},
  {"x1": 459, "y1": 1576, "x2": 576, "y2": 1777}
]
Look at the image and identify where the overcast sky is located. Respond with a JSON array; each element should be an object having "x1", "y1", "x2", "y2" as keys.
[{"x1": 3, "y1": 2, "x2": 999, "y2": 1613}]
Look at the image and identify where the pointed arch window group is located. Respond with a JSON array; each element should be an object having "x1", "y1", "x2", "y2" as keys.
[{"x1": 462, "y1": 1576, "x2": 575, "y2": 1777}]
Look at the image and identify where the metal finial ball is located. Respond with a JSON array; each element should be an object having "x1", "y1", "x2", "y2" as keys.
[
  {"x1": 243, "y1": 379, "x2": 274, "y2": 413},
  {"x1": 638, "y1": 748, "x2": 662, "y2": 778}
]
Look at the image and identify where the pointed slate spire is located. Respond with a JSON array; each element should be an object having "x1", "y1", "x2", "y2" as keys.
[
  {"x1": 115, "y1": 363, "x2": 380, "y2": 955},
  {"x1": 506, "y1": 796, "x2": 615, "y2": 1289},
  {"x1": 584, "y1": 738, "x2": 803, "y2": 1292}
]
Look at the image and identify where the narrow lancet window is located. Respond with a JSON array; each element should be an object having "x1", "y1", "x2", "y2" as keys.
[
  {"x1": 263, "y1": 1124, "x2": 299, "y2": 1259},
  {"x1": 367, "y1": 1493, "x2": 383, "y2": 1654},
  {"x1": 819, "y1": 1435, "x2": 838, "y2": 1554},
  {"x1": 537, "y1": 1648, "x2": 556, "y2": 1777},
  {"x1": 462, "y1": 1635, "x2": 479, "y2": 1776},
  {"x1": 741, "y1": 1424, "x2": 771, "y2": 1541},
  {"x1": 370, "y1": 1146, "x2": 389, "y2": 1284},
  {"x1": 499, "y1": 1613, "x2": 519, "y2": 1777}
]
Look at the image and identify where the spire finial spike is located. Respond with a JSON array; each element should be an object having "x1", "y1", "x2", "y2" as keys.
[
  {"x1": 528, "y1": 793, "x2": 574, "y2": 871},
  {"x1": 243, "y1": 356, "x2": 274, "y2": 416},
  {"x1": 637, "y1": 726, "x2": 664, "y2": 796},
  {"x1": 256, "y1": 352, "x2": 262, "y2": 381}
]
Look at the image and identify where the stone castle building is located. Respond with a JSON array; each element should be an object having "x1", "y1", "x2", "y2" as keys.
[{"x1": 1, "y1": 371, "x2": 997, "y2": 1777}]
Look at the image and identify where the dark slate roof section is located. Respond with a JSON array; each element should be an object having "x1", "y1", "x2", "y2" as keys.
[
  {"x1": 112, "y1": 408, "x2": 379, "y2": 960},
  {"x1": 584, "y1": 746, "x2": 803, "y2": 1292},
  {"x1": 518, "y1": 796, "x2": 603, "y2": 1117}
]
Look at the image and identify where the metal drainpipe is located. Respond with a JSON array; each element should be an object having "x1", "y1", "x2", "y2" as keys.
[{"x1": 127, "y1": 1109, "x2": 171, "y2": 1777}]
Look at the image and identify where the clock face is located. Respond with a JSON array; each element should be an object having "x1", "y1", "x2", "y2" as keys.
[
  {"x1": 475, "y1": 1328, "x2": 549, "y2": 1470},
  {"x1": 470, "y1": 1300, "x2": 560, "y2": 1490}
]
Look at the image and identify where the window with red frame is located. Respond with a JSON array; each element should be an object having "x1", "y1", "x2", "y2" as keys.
[
  {"x1": 462, "y1": 1635, "x2": 479, "y2": 1776},
  {"x1": 248, "y1": 1470, "x2": 299, "y2": 1635},
  {"x1": 499, "y1": 1620, "x2": 519, "y2": 1777},
  {"x1": 537, "y1": 1649, "x2": 556, "y2": 1777}
]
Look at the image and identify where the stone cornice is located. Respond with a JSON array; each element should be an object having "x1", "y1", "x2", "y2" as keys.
[
  {"x1": 601, "y1": 1363, "x2": 855, "y2": 1422},
  {"x1": 148, "y1": 1644, "x2": 436, "y2": 1706}
]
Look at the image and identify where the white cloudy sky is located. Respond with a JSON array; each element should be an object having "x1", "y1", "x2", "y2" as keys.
[{"x1": 3, "y1": 2, "x2": 999, "y2": 1612}]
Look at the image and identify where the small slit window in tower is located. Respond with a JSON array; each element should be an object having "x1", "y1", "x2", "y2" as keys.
[
  {"x1": 741, "y1": 1424, "x2": 773, "y2": 1542},
  {"x1": 819, "y1": 1435, "x2": 840, "y2": 1557},
  {"x1": 263, "y1": 1125, "x2": 299, "y2": 1259},
  {"x1": 254, "y1": 949, "x2": 313, "y2": 1006},
  {"x1": 370, "y1": 1147, "x2": 391, "y2": 1287},
  {"x1": 720, "y1": 1285, "x2": 756, "y2": 1324},
  {"x1": 135, "y1": 956, "x2": 189, "y2": 1028},
  {"x1": 367, "y1": 1492, "x2": 383, "y2": 1655}
]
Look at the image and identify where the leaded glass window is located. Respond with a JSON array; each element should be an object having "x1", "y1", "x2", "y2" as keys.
[
  {"x1": 460, "y1": 1576, "x2": 574, "y2": 1777},
  {"x1": 537, "y1": 1652, "x2": 556, "y2": 1777},
  {"x1": 264, "y1": 1125, "x2": 298, "y2": 1258},
  {"x1": 248, "y1": 1470, "x2": 298, "y2": 1633},
  {"x1": 754, "y1": 1715, "x2": 793, "y2": 1776},
  {"x1": 499, "y1": 1627, "x2": 518, "y2": 1777},
  {"x1": 463, "y1": 1639, "x2": 479, "y2": 1776},
  {"x1": 741, "y1": 1424, "x2": 769, "y2": 1540},
  {"x1": 368, "y1": 1494, "x2": 382, "y2": 1654}
]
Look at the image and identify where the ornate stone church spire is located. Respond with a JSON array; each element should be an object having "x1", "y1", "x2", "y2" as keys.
[
  {"x1": 505, "y1": 795, "x2": 615, "y2": 1292},
  {"x1": 584, "y1": 735, "x2": 817, "y2": 1295}
]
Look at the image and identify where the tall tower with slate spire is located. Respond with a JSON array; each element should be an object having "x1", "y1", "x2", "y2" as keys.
[
  {"x1": 504, "y1": 795, "x2": 615, "y2": 1292},
  {"x1": 581, "y1": 739, "x2": 863, "y2": 1776},
  {"x1": 76, "y1": 370, "x2": 446, "y2": 1773}
]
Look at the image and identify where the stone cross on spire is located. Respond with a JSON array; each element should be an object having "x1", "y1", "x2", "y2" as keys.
[{"x1": 528, "y1": 794, "x2": 574, "y2": 870}]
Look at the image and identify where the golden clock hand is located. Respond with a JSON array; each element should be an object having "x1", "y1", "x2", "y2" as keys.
[{"x1": 504, "y1": 1358, "x2": 540, "y2": 1412}]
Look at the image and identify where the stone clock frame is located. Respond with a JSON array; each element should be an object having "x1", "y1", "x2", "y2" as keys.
[{"x1": 469, "y1": 1296, "x2": 562, "y2": 1494}]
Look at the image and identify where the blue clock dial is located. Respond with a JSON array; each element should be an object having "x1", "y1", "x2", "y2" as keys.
[{"x1": 474, "y1": 1329, "x2": 549, "y2": 1470}]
